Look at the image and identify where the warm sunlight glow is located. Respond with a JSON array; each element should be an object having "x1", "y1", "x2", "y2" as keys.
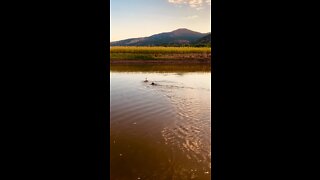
[{"x1": 110, "y1": 0, "x2": 210, "y2": 41}]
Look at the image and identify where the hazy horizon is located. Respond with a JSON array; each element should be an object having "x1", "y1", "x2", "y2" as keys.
[{"x1": 111, "y1": 0, "x2": 211, "y2": 42}]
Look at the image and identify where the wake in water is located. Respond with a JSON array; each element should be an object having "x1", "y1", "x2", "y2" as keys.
[
  {"x1": 111, "y1": 71, "x2": 211, "y2": 179},
  {"x1": 142, "y1": 79, "x2": 210, "y2": 92},
  {"x1": 144, "y1": 77, "x2": 212, "y2": 179}
]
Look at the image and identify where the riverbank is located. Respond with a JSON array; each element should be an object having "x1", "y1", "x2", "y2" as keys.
[
  {"x1": 111, "y1": 64, "x2": 211, "y2": 72},
  {"x1": 110, "y1": 58, "x2": 210, "y2": 64},
  {"x1": 110, "y1": 46, "x2": 211, "y2": 64}
]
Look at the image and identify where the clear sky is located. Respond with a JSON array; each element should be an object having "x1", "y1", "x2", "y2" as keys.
[{"x1": 111, "y1": 0, "x2": 211, "y2": 41}]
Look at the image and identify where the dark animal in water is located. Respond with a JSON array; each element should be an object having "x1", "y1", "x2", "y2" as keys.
[
  {"x1": 144, "y1": 78, "x2": 148, "y2": 82},
  {"x1": 151, "y1": 82, "x2": 157, "y2": 85}
]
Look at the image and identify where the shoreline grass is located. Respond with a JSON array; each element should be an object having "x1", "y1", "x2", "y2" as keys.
[
  {"x1": 110, "y1": 46, "x2": 211, "y2": 54},
  {"x1": 110, "y1": 46, "x2": 211, "y2": 61}
]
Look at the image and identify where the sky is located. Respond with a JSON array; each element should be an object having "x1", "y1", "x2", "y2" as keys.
[{"x1": 110, "y1": 0, "x2": 211, "y2": 41}]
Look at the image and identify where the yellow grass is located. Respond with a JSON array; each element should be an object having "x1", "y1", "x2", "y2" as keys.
[{"x1": 110, "y1": 46, "x2": 211, "y2": 54}]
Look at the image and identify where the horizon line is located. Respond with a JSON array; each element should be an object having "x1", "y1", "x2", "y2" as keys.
[{"x1": 110, "y1": 28, "x2": 211, "y2": 42}]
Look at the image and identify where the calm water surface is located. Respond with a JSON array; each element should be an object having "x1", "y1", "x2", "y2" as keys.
[{"x1": 110, "y1": 65, "x2": 211, "y2": 180}]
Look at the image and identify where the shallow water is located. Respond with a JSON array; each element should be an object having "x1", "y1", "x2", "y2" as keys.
[{"x1": 110, "y1": 64, "x2": 211, "y2": 180}]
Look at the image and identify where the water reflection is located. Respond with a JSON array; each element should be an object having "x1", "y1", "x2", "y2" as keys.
[{"x1": 110, "y1": 64, "x2": 211, "y2": 179}]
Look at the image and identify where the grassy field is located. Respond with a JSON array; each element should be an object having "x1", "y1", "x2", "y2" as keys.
[
  {"x1": 110, "y1": 46, "x2": 211, "y2": 54},
  {"x1": 110, "y1": 46, "x2": 211, "y2": 61}
]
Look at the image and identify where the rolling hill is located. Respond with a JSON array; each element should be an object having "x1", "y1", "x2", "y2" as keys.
[
  {"x1": 110, "y1": 28, "x2": 211, "y2": 46},
  {"x1": 194, "y1": 33, "x2": 211, "y2": 45}
]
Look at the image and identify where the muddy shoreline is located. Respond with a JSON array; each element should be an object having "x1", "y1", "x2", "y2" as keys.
[
  {"x1": 110, "y1": 52, "x2": 211, "y2": 64},
  {"x1": 110, "y1": 59, "x2": 211, "y2": 64}
]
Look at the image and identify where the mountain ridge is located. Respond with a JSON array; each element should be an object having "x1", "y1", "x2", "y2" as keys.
[
  {"x1": 194, "y1": 33, "x2": 211, "y2": 45},
  {"x1": 110, "y1": 28, "x2": 211, "y2": 46}
]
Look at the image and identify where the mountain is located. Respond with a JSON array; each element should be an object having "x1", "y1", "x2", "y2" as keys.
[
  {"x1": 110, "y1": 28, "x2": 210, "y2": 46},
  {"x1": 193, "y1": 33, "x2": 211, "y2": 46}
]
